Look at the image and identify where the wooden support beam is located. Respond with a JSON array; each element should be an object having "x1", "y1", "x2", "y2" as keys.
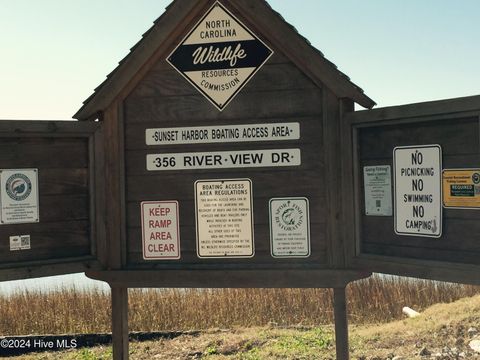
[
  {"x1": 111, "y1": 286, "x2": 129, "y2": 360},
  {"x1": 87, "y1": 270, "x2": 371, "y2": 289},
  {"x1": 333, "y1": 287, "x2": 350, "y2": 360}
]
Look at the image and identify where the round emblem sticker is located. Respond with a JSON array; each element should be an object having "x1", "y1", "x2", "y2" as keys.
[
  {"x1": 275, "y1": 200, "x2": 304, "y2": 232},
  {"x1": 472, "y1": 172, "x2": 480, "y2": 185},
  {"x1": 5, "y1": 173, "x2": 32, "y2": 201}
]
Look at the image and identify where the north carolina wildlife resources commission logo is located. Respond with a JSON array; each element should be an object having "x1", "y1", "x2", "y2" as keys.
[
  {"x1": 5, "y1": 173, "x2": 32, "y2": 201},
  {"x1": 167, "y1": 1, "x2": 273, "y2": 111},
  {"x1": 275, "y1": 200, "x2": 304, "y2": 232}
]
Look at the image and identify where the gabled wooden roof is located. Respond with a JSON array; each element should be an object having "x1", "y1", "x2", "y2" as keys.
[{"x1": 74, "y1": 0, "x2": 376, "y2": 120}]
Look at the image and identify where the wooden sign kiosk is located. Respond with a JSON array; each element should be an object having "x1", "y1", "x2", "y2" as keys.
[
  {"x1": 1, "y1": 1, "x2": 480, "y2": 360},
  {"x1": 74, "y1": 0, "x2": 373, "y2": 358},
  {"x1": 344, "y1": 95, "x2": 480, "y2": 285}
]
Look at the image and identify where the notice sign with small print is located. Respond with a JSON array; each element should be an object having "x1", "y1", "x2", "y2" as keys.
[
  {"x1": 9, "y1": 235, "x2": 31, "y2": 251},
  {"x1": 394, "y1": 145, "x2": 442, "y2": 238},
  {"x1": 363, "y1": 165, "x2": 392, "y2": 216},
  {"x1": 195, "y1": 179, "x2": 254, "y2": 258},
  {"x1": 270, "y1": 198, "x2": 310, "y2": 258},
  {"x1": 141, "y1": 201, "x2": 180, "y2": 260},
  {"x1": 167, "y1": 1, "x2": 273, "y2": 110},
  {"x1": 0, "y1": 169, "x2": 39, "y2": 225},
  {"x1": 443, "y1": 169, "x2": 480, "y2": 209}
]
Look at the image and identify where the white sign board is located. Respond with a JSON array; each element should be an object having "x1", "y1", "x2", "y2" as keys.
[
  {"x1": 364, "y1": 165, "x2": 392, "y2": 216},
  {"x1": 9, "y1": 235, "x2": 31, "y2": 251},
  {"x1": 269, "y1": 198, "x2": 310, "y2": 258},
  {"x1": 0, "y1": 169, "x2": 39, "y2": 225},
  {"x1": 394, "y1": 145, "x2": 442, "y2": 238},
  {"x1": 195, "y1": 179, "x2": 254, "y2": 258},
  {"x1": 141, "y1": 201, "x2": 181, "y2": 260},
  {"x1": 167, "y1": 1, "x2": 273, "y2": 110},
  {"x1": 147, "y1": 149, "x2": 301, "y2": 171},
  {"x1": 146, "y1": 123, "x2": 300, "y2": 146}
]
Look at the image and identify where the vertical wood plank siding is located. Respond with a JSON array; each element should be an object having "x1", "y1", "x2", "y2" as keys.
[
  {"x1": 357, "y1": 116, "x2": 480, "y2": 265},
  {"x1": 0, "y1": 137, "x2": 91, "y2": 265},
  {"x1": 123, "y1": 53, "x2": 328, "y2": 269}
]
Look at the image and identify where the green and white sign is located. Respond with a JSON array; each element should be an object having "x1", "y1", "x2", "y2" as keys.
[
  {"x1": 363, "y1": 165, "x2": 392, "y2": 216},
  {"x1": 269, "y1": 197, "x2": 310, "y2": 258}
]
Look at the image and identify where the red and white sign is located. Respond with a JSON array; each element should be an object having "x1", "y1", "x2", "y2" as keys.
[{"x1": 141, "y1": 201, "x2": 180, "y2": 260}]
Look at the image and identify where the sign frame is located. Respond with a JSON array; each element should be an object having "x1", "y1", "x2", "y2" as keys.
[
  {"x1": 145, "y1": 122, "x2": 300, "y2": 146},
  {"x1": 344, "y1": 96, "x2": 480, "y2": 287}
]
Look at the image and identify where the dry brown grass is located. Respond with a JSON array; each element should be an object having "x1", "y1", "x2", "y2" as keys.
[{"x1": 0, "y1": 275, "x2": 478, "y2": 336}]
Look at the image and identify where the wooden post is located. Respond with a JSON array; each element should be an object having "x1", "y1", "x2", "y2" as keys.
[
  {"x1": 333, "y1": 287, "x2": 349, "y2": 360},
  {"x1": 111, "y1": 286, "x2": 129, "y2": 360}
]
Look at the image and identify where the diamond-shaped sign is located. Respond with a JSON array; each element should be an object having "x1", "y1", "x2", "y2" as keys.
[{"x1": 167, "y1": 1, "x2": 274, "y2": 111}]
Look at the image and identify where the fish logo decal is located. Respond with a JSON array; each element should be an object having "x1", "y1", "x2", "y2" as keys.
[{"x1": 281, "y1": 208, "x2": 296, "y2": 226}]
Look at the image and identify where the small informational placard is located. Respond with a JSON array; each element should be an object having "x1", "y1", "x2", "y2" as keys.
[
  {"x1": 141, "y1": 201, "x2": 180, "y2": 260},
  {"x1": 147, "y1": 149, "x2": 301, "y2": 171},
  {"x1": 9, "y1": 235, "x2": 31, "y2": 251},
  {"x1": 269, "y1": 197, "x2": 310, "y2": 258},
  {"x1": 443, "y1": 169, "x2": 480, "y2": 209},
  {"x1": 394, "y1": 145, "x2": 442, "y2": 238},
  {"x1": 0, "y1": 169, "x2": 39, "y2": 225},
  {"x1": 167, "y1": 1, "x2": 273, "y2": 110},
  {"x1": 363, "y1": 165, "x2": 392, "y2": 216},
  {"x1": 146, "y1": 123, "x2": 300, "y2": 146},
  {"x1": 195, "y1": 179, "x2": 254, "y2": 258}
]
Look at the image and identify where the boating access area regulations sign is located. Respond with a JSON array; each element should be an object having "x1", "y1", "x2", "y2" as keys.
[
  {"x1": 167, "y1": 1, "x2": 273, "y2": 111},
  {"x1": 394, "y1": 145, "x2": 442, "y2": 238},
  {"x1": 195, "y1": 179, "x2": 254, "y2": 258}
]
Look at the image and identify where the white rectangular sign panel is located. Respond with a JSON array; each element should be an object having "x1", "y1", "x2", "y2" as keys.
[
  {"x1": 195, "y1": 179, "x2": 254, "y2": 258},
  {"x1": 394, "y1": 145, "x2": 442, "y2": 238},
  {"x1": 147, "y1": 149, "x2": 301, "y2": 171},
  {"x1": 141, "y1": 201, "x2": 181, "y2": 260},
  {"x1": 146, "y1": 123, "x2": 300, "y2": 146},
  {"x1": 9, "y1": 235, "x2": 31, "y2": 251},
  {"x1": 269, "y1": 197, "x2": 310, "y2": 258},
  {"x1": 364, "y1": 165, "x2": 392, "y2": 216},
  {"x1": 0, "y1": 169, "x2": 39, "y2": 225}
]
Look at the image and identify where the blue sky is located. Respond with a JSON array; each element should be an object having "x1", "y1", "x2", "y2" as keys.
[
  {"x1": 0, "y1": 0, "x2": 479, "y2": 120},
  {"x1": 0, "y1": 0, "x2": 479, "y2": 291}
]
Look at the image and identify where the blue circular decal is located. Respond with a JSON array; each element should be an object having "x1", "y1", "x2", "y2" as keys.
[{"x1": 5, "y1": 173, "x2": 32, "y2": 201}]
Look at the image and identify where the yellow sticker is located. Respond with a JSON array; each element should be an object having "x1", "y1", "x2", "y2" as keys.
[{"x1": 442, "y1": 169, "x2": 480, "y2": 208}]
